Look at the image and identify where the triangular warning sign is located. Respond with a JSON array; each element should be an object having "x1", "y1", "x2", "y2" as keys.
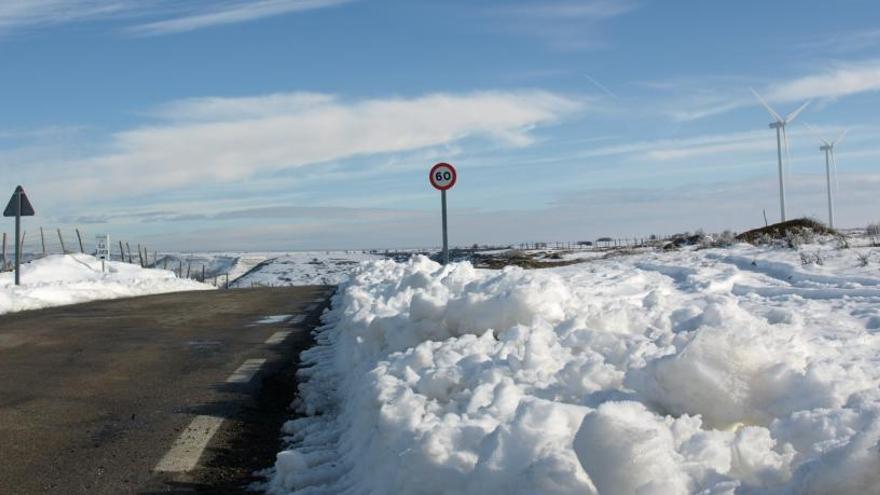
[{"x1": 4, "y1": 186, "x2": 35, "y2": 217}]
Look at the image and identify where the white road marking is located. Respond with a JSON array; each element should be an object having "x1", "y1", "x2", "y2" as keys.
[
  {"x1": 305, "y1": 303, "x2": 318, "y2": 311},
  {"x1": 226, "y1": 358, "x2": 267, "y2": 384},
  {"x1": 265, "y1": 331, "x2": 292, "y2": 345},
  {"x1": 312, "y1": 298, "x2": 325, "y2": 303},
  {"x1": 289, "y1": 314, "x2": 306, "y2": 325},
  {"x1": 154, "y1": 415, "x2": 224, "y2": 473}
]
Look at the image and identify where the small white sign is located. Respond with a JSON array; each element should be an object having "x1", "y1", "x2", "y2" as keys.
[{"x1": 96, "y1": 235, "x2": 110, "y2": 260}]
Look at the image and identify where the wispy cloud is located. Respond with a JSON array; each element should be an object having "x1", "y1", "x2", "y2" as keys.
[
  {"x1": 0, "y1": 0, "x2": 352, "y2": 37},
  {"x1": 126, "y1": 0, "x2": 353, "y2": 37},
  {"x1": 0, "y1": 0, "x2": 139, "y2": 33},
  {"x1": 801, "y1": 29, "x2": 880, "y2": 54},
  {"x1": 765, "y1": 60, "x2": 880, "y2": 102},
  {"x1": 671, "y1": 60, "x2": 880, "y2": 122},
  {"x1": 40, "y1": 90, "x2": 583, "y2": 201},
  {"x1": 494, "y1": 0, "x2": 638, "y2": 51}
]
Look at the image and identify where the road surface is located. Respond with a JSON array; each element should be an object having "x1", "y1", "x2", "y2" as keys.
[{"x1": 0, "y1": 286, "x2": 331, "y2": 494}]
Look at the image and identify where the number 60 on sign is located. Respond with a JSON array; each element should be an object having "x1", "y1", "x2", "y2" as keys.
[{"x1": 429, "y1": 162, "x2": 457, "y2": 191}]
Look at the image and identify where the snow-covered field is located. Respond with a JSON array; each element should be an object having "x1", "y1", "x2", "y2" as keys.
[
  {"x1": 231, "y1": 252, "x2": 383, "y2": 288},
  {"x1": 268, "y1": 240, "x2": 880, "y2": 494},
  {"x1": 0, "y1": 254, "x2": 212, "y2": 314}
]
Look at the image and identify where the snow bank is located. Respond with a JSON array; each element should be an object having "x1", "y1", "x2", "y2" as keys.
[
  {"x1": 269, "y1": 242, "x2": 880, "y2": 494},
  {"x1": 0, "y1": 254, "x2": 213, "y2": 314}
]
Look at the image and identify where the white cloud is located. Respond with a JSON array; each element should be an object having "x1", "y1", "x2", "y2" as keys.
[
  {"x1": 0, "y1": 0, "x2": 137, "y2": 32},
  {"x1": 505, "y1": 0, "x2": 637, "y2": 19},
  {"x1": 673, "y1": 60, "x2": 880, "y2": 122},
  {"x1": 765, "y1": 61, "x2": 880, "y2": 102},
  {"x1": 493, "y1": 0, "x2": 638, "y2": 51},
  {"x1": 126, "y1": 0, "x2": 353, "y2": 36},
  {"x1": 43, "y1": 90, "x2": 582, "y2": 199},
  {"x1": 0, "y1": 0, "x2": 352, "y2": 36}
]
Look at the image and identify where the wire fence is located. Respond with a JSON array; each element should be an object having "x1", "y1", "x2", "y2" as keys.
[{"x1": 0, "y1": 226, "x2": 230, "y2": 288}]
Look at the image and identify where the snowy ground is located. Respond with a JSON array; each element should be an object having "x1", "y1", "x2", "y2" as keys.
[
  {"x1": 0, "y1": 254, "x2": 213, "y2": 314},
  {"x1": 231, "y1": 252, "x2": 383, "y2": 288},
  {"x1": 268, "y1": 239, "x2": 880, "y2": 494}
]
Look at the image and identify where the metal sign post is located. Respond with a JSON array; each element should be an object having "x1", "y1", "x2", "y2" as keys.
[
  {"x1": 429, "y1": 163, "x2": 457, "y2": 265},
  {"x1": 3, "y1": 186, "x2": 36, "y2": 286}
]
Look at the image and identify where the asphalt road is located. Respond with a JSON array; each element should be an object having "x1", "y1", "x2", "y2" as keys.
[{"x1": 0, "y1": 287, "x2": 331, "y2": 494}]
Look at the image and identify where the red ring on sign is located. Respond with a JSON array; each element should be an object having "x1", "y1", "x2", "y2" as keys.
[{"x1": 429, "y1": 162, "x2": 457, "y2": 191}]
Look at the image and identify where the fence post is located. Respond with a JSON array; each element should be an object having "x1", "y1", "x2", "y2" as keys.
[
  {"x1": 186, "y1": 262, "x2": 191, "y2": 279},
  {"x1": 201, "y1": 264, "x2": 205, "y2": 282},
  {"x1": 178, "y1": 260, "x2": 183, "y2": 277},
  {"x1": 57, "y1": 229, "x2": 66, "y2": 253},
  {"x1": 137, "y1": 244, "x2": 144, "y2": 267},
  {"x1": 75, "y1": 228, "x2": 84, "y2": 254},
  {"x1": 119, "y1": 241, "x2": 125, "y2": 263},
  {"x1": 40, "y1": 227, "x2": 46, "y2": 256},
  {"x1": 125, "y1": 242, "x2": 132, "y2": 263}
]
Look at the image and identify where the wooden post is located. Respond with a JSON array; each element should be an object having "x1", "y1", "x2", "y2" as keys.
[
  {"x1": 57, "y1": 229, "x2": 66, "y2": 253},
  {"x1": 201, "y1": 264, "x2": 205, "y2": 282},
  {"x1": 119, "y1": 240, "x2": 125, "y2": 263},
  {"x1": 137, "y1": 244, "x2": 144, "y2": 267},
  {"x1": 153, "y1": 251, "x2": 158, "y2": 267},
  {"x1": 125, "y1": 242, "x2": 132, "y2": 263},
  {"x1": 225, "y1": 273, "x2": 229, "y2": 289},
  {"x1": 178, "y1": 260, "x2": 183, "y2": 277},
  {"x1": 40, "y1": 227, "x2": 46, "y2": 256},
  {"x1": 186, "y1": 262, "x2": 191, "y2": 279},
  {"x1": 75, "y1": 228, "x2": 84, "y2": 254}
]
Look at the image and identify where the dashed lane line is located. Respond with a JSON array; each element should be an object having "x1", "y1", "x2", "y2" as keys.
[
  {"x1": 154, "y1": 415, "x2": 224, "y2": 473},
  {"x1": 226, "y1": 358, "x2": 267, "y2": 384},
  {"x1": 289, "y1": 314, "x2": 306, "y2": 325},
  {"x1": 265, "y1": 331, "x2": 292, "y2": 345},
  {"x1": 155, "y1": 357, "x2": 269, "y2": 472}
]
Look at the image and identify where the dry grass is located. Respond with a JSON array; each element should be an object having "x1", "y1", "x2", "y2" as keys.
[{"x1": 736, "y1": 218, "x2": 836, "y2": 244}]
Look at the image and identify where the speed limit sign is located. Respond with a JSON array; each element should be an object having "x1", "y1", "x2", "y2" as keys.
[{"x1": 429, "y1": 162, "x2": 457, "y2": 191}]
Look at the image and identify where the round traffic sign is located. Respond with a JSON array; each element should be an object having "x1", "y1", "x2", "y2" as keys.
[{"x1": 429, "y1": 163, "x2": 457, "y2": 191}]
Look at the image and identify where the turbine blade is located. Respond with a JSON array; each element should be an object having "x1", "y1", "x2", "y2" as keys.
[
  {"x1": 750, "y1": 87, "x2": 783, "y2": 122},
  {"x1": 784, "y1": 100, "x2": 811, "y2": 124},
  {"x1": 803, "y1": 122, "x2": 830, "y2": 146},
  {"x1": 832, "y1": 128, "x2": 849, "y2": 146}
]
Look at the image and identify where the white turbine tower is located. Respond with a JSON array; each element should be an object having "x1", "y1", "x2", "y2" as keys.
[
  {"x1": 805, "y1": 125, "x2": 848, "y2": 229},
  {"x1": 750, "y1": 88, "x2": 811, "y2": 222}
]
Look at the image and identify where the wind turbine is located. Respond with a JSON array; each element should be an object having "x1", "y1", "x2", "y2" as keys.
[
  {"x1": 750, "y1": 88, "x2": 811, "y2": 222},
  {"x1": 805, "y1": 124, "x2": 848, "y2": 229}
]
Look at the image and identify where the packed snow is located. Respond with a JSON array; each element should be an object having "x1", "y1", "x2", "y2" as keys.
[
  {"x1": 0, "y1": 254, "x2": 213, "y2": 314},
  {"x1": 268, "y1": 240, "x2": 880, "y2": 494}
]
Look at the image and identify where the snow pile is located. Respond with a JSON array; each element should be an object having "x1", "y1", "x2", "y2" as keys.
[
  {"x1": 269, "y1": 243, "x2": 880, "y2": 494},
  {"x1": 0, "y1": 254, "x2": 213, "y2": 314}
]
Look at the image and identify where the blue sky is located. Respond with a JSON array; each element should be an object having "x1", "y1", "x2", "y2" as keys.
[{"x1": 1, "y1": 0, "x2": 879, "y2": 251}]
